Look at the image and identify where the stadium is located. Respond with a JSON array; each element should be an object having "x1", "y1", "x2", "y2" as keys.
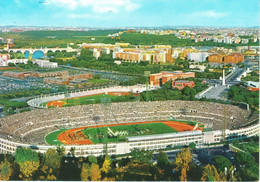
[{"x1": 0, "y1": 86, "x2": 258, "y2": 157}]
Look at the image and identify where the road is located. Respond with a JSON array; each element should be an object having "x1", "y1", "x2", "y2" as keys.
[
  {"x1": 226, "y1": 67, "x2": 247, "y2": 83},
  {"x1": 196, "y1": 66, "x2": 249, "y2": 100}
]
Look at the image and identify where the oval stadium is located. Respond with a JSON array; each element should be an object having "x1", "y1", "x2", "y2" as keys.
[{"x1": 0, "y1": 88, "x2": 258, "y2": 157}]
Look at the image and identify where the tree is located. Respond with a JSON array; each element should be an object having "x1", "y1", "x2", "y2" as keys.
[
  {"x1": 81, "y1": 163, "x2": 91, "y2": 181},
  {"x1": 69, "y1": 147, "x2": 75, "y2": 156},
  {"x1": 93, "y1": 74, "x2": 101, "y2": 79},
  {"x1": 201, "y1": 164, "x2": 224, "y2": 181},
  {"x1": 213, "y1": 155, "x2": 232, "y2": 173},
  {"x1": 88, "y1": 156, "x2": 97, "y2": 164},
  {"x1": 90, "y1": 163, "x2": 101, "y2": 181},
  {"x1": 174, "y1": 147, "x2": 193, "y2": 181},
  {"x1": 38, "y1": 165, "x2": 57, "y2": 180},
  {"x1": 189, "y1": 142, "x2": 196, "y2": 151},
  {"x1": 235, "y1": 152, "x2": 255, "y2": 166},
  {"x1": 101, "y1": 155, "x2": 111, "y2": 174},
  {"x1": 15, "y1": 148, "x2": 40, "y2": 179},
  {"x1": 0, "y1": 159, "x2": 12, "y2": 180},
  {"x1": 157, "y1": 151, "x2": 169, "y2": 169},
  {"x1": 130, "y1": 149, "x2": 153, "y2": 164},
  {"x1": 8, "y1": 62, "x2": 15, "y2": 67},
  {"x1": 44, "y1": 149, "x2": 62, "y2": 175},
  {"x1": 225, "y1": 165, "x2": 238, "y2": 182},
  {"x1": 163, "y1": 80, "x2": 173, "y2": 91},
  {"x1": 235, "y1": 152, "x2": 259, "y2": 181},
  {"x1": 56, "y1": 146, "x2": 65, "y2": 156}
]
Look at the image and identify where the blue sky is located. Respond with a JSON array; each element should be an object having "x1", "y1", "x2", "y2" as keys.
[{"x1": 0, "y1": 0, "x2": 258, "y2": 27}]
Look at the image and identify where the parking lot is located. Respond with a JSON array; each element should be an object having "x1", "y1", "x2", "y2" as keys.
[
  {"x1": 0, "y1": 76, "x2": 62, "y2": 94},
  {"x1": 153, "y1": 145, "x2": 237, "y2": 167}
]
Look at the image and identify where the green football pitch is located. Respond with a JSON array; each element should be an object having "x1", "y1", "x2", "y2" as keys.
[
  {"x1": 45, "y1": 121, "x2": 210, "y2": 146},
  {"x1": 45, "y1": 122, "x2": 178, "y2": 145},
  {"x1": 82, "y1": 122, "x2": 178, "y2": 144}
]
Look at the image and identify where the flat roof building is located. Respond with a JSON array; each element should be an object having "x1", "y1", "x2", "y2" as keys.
[
  {"x1": 172, "y1": 80, "x2": 195, "y2": 90},
  {"x1": 150, "y1": 71, "x2": 195, "y2": 86}
]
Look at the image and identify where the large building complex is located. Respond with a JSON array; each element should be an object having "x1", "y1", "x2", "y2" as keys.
[
  {"x1": 208, "y1": 53, "x2": 226, "y2": 63},
  {"x1": 149, "y1": 71, "x2": 195, "y2": 86},
  {"x1": 224, "y1": 53, "x2": 244, "y2": 64},
  {"x1": 3, "y1": 71, "x2": 31, "y2": 79},
  {"x1": 208, "y1": 53, "x2": 244, "y2": 64},
  {"x1": 43, "y1": 73, "x2": 92, "y2": 85},
  {"x1": 113, "y1": 47, "x2": 173, "y2": 63},
  {"x1": 35, "y1": 59, "x2": 58, "y2": 68}
]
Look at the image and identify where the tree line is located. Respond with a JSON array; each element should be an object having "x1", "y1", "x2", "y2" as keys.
[{"x1": 1, "y1": 137, "x2": 258, "y2": 181}]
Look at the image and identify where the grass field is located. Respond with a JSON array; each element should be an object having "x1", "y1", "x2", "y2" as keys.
[
  {"x1": 44, "y1": 94, "x2": 116, "y2": 107},
  {"x1": 45, "y1": 92, "x2": 135, "y2": 107},
  {"x1": 64, "y1": 94, "x2": 118, "y2": 105},
  {"x1": 45, "y1": 129, "x2": 67, "y2": 145},
  {"x1": 45, "y1": 120, "x2": 209, "y2": 146},
  {"x1": 45, "y1": 121, "x2": 182, "y2": 145},
  {"x1": 82, "y1": 122, "x2": 178, "y2": 144}
]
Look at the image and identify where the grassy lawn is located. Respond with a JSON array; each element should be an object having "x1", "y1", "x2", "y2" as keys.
[
  {"x1": 45, "y1": 129, "x2": 68, "y2": 145},
  {"x1": 83, "y1": 122, "x2": 178, "y2": 144},
  {"x1": 203, "y1": 128, "x2": 213, "y2": 132},
  {"x1": 64, "y1": 94, "x2": 118, "y2": 105},
  {"x1": 88, "y1": 79, "x2": 111, "y2": 84},
  {"x1": 241, "y1": 76, "x2": 259, "y2": 82},
  {"x1": 233, "y1": 142, "x2": 259, "y2": 153},
  {"x1": 43, "y1": 93, "x2": 118, "y2": 107}
]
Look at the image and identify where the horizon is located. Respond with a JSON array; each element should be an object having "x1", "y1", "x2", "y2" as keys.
[
  {"x1": 0, "y1": 25, "x2": 259, "y2": 29},
  {"x1": 0, "y1": 0, "x2": 259, "y2": 28}
]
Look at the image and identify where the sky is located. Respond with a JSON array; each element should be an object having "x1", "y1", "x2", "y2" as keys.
[{"x1": 0, "y1": 0, "x2": 259, "y2": 27}]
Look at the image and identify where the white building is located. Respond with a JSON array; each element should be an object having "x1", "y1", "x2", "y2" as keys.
[
  {"x1": 189, "y1": 64, "x2": 207, "y2": 71},
  {"x1": 187, "y1": 52, "x2": 212, "y2": 62},
  {"x1": 0, "y1": 59, "x2": 8, "y2": 66},
  {"x1": 241, "y1": 39, "x2": 249, "y2": 44},
  {"x1": 0, "y1": 58, "x2": 28, "y2": 67},
  {"x1": 223, "y1": 37, "x2": 233, "y2": 44},
  {"x1": 93, "y1": 50, "x2": 101, "y2": 59},
  {"x1": 172, "y1": 50, "x2": 179, "y2": 58},
  {"x1": 102, "y1": 48, "x2": 110, "y2": 54},
  {"x1": 35, "y1": 59, "x2": 58, "y2": 68}
]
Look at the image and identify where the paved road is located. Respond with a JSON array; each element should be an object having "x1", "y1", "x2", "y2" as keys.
[
  {"x1": 197, "y1": 67, "x2": 249, "y2": 100},
  {"x1": 226, "y1": 67, "x2": 247, "y2": 83},
  {"x1": 199, "y1": 85, "x2": 229, "y2": 100}
]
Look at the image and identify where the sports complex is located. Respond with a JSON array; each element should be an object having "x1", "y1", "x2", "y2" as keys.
[{"x1": 0, "y1": 85, "x2": 258, "y2": 156}]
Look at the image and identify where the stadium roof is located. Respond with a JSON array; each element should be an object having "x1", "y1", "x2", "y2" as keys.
[{"x1": 126, "y1": 130, "x2": 202, "y2": 142}]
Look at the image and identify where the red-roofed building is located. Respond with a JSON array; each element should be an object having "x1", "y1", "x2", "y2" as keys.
[
  {"x1": 224, "y1": 53, "x2": 244, "y2": 64},
  {"x1": 149, "y1": 71, "x2": 195, "y2": 86},
  {"x1": 172, "y1": 80, "x2": 195, "y2": 90}
]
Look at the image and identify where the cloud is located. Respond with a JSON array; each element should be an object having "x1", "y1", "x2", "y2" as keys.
[
  {"x1": 46, "y1": 0, "x2": 140, "y2": 13},
  {"x1": 68, "y1": 13, "x2": 109, "y2": 19},
  {"x1": 191, "y1": 10, "x2": 228, "y2": 18}
]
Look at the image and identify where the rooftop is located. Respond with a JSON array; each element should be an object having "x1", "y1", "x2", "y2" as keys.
[{"x1": 126, "y1": 130, "x2": 202, "y2": 142}]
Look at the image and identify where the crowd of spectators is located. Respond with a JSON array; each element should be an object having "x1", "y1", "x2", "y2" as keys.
[{"x1": 0, "y1": 100, "x2": 257, "y2": 145}]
